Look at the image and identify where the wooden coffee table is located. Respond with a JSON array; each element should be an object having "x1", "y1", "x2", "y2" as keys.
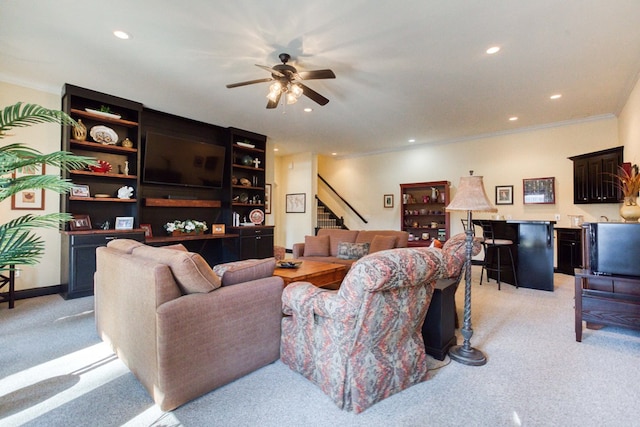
[{"x1": 274, "y1": 260, "x2": 347, "y2": 289}]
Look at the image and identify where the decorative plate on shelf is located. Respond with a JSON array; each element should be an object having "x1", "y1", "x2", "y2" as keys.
[
  {"x1": 85, "y1": 108, "x2": 121, "y2": 120},
  {"x1": 89, "y1": 160, "x2": 112, "y2": 173},
  {"x1": 239, "y1": 193, "x2": 249, "y2": 203},
  {"x1": 94, "y1": 193, "x2": 110, "y2": 198},
  {"x1": 90, "y1": 125, "x2": 119, "y2": 144},
  {"x1": 277, "y1": 261, "x2": 302, "y2": 269},
  {"x1": 249, "y1": 209, "x2": 264, "y2": 224}
]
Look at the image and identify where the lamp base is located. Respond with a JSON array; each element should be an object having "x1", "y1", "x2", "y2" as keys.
[{"x1": 448, "y1": 344, "x2": 487, "y2": 366}]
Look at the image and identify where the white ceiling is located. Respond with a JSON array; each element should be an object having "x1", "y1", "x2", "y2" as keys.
[{"x1": 2, "y1": 1, "x2": 640, "y2": 157}]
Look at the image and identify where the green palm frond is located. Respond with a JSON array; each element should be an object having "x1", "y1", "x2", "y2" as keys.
[
  {"x1": 0, "y1": 213, "x2": 72, "y2": 267},
  {"x1": 0, "y1": 143, "x2": 96, "y2": 175},
  {"x1": 0, "y1": 102, "x2": 77, "y2": 136}
]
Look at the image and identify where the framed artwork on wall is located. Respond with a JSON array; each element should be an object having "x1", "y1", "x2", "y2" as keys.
[
  {"x1": 495, "y1": 185, "x2": 513, "y2": 205},
  {"x1": 286, "y1": 193, "x2": 306, "y2": 213},
  {"x1": 523, "y1": 177, "x2": 555, "y2": 204},
  {"x1": 11, "y1": 164, "x2": 45, "y2": 210},
  {"x1": 265, "y1": 183, "x2": 272, "y2": 214},
  {"x1": 384, "y1": 194, "x2": 394, "y2": 208}
]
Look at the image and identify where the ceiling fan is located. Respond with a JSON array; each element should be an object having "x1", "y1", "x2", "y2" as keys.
[{"x1": 226, "y1": 53, "x2": 336, "y2": 109}]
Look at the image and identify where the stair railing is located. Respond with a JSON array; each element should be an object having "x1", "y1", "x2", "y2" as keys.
[{"x1": 318, "y1": 174, "x2": 368, "y2": 224}]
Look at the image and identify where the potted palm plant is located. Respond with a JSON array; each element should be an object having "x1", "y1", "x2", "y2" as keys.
[{"x1": 0, "y1": 102, "x2": 95, "y2": 271}]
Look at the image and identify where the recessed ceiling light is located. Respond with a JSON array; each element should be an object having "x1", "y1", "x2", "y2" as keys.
[
  {"x1": 408, "y1": 139, "x2": 416, "y2": 143},
  {"x1": 486, "y1": 46, "x2": 500, "y2": 54},
  {"x1": 550, "y1": 94, "x2": 562, "y2": 100},
  {"x1": 113, "y1": 30, "x2": 130, "y2": 40},
  {"x1": 331, "y1": 152, "x2": 337, "y2": 156},
  {"x1": 509, "y1": 116, "x2": 518, "y2": 121},
  {"x1": 303, "y1": 108, "x2": 313, "y2": 112},
  {"x1": 273, "y1": 148, "x2": 279, "y2": 152}
]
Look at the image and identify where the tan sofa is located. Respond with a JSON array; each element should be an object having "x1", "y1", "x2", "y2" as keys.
[
  {"x1": 94, "y1": 239, "x2": 284, "y2": 411},
  {"x1": 292, "y1": 229, "x2": 409, "y2": 268}
]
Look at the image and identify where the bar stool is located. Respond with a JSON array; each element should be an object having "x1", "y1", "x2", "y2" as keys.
[{"x1": 476, "y1": 220, "x2": 518, "y2": 290}]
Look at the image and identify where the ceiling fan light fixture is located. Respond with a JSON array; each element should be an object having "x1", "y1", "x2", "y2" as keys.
[
  {"x1": 286, "y1": 92, "x2": 298, "y2": 104},
  {"x1": 291, "y1": 83, "x2": 303, "y2": 98}
]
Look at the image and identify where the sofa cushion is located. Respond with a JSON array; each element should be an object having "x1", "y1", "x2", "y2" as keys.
[
  {"x1": 369, "y1": 235, "x2": 397, "y2": 253},
  {"x1": 132, "y1": 246, "x2": 221, "y2": 294},
  {"x1": 337, "y1": 242, "x2": 370, "y2": 260},
  {"x1": 213, "y1": 257, "x2": 276, "y2": 286},
  {"x1": 319, "y1": 229, "x2": 359, "y2": 257},
  {"x1": 107, "y1": 238, "x2": 145, "y2": 254},
  {"x1": 303, "y1": 235, "x2": 330, "y2": 257},
  {"x1": 164, "y1": 243, "x2": 188, "y2": 251}
]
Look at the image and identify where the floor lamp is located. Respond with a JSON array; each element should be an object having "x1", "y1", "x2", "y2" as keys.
[{"x1": 446, "y1": 171, "x2": 496, "y2": 366}]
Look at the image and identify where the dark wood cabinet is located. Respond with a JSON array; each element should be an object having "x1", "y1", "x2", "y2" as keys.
[
  {"x1": 556, "y1": 227, "x2": 582, "y2": 275},
  {"x1": 229, "y1": 128, "x2": 267, "y2": 227},
  {"x1": 400, "y1": 181, "x2": 450, "y2": 245},
  {"x1": 61, "y1": 230, "x2": 145, "y2": 299},
  {"x1": 226, "y1": 226, "x2": 274, "y2": 260},
  {"x1": 569, "y1": 147, "x2": 623, "y2": 204}
]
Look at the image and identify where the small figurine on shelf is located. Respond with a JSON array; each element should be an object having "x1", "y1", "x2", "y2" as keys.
[
  {"x1": 252, "y1": 158, "x2": 261, "y2": 168},
  {"x1": 124, "y1": 161, "x2": 129, "y2": 175},
  {"x1": 73, "y1": 119, "x2": 87, "y2": 141},
  {"x1": 117, "y1": 186, "x2": 134, "y2": 199}
]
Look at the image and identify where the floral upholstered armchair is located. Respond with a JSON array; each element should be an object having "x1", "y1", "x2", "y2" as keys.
[{"x1": 280, "y1": 233, "x2": 478, "y2": 413}]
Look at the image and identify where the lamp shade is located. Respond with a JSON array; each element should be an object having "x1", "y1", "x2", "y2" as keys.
[{"x1": 446, "y1": 174, "x2": 497, "y2": 212}]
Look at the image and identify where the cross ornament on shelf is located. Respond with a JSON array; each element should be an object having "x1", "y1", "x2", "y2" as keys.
[{"x1": 253, "y1": 158, "x2": 261, "y2": 168}]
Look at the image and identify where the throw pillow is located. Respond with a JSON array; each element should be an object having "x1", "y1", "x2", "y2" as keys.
[
  {"x1": 337, "y1": 242, "x2": 370, "y2": 260},
  {"x1": 430, "y1": 239, "x2": 443, "y2": 249},
  {"x1": 369, "y1": 235, "x2": 397, "y2": 253},
  {"x1": 213, "y1": 257, "x2": 276, "y2": 286},
  {"x1": 132, "y1": 246, "x2": 221, "y2": 294},
  {"x1": 303, "y1": 235, "x2": 330, "y2": 257}
]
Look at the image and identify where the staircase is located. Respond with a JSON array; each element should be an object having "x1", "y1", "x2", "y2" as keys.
[{"x1": 316, "y1": 197, "x2": 347, "y2": 233}]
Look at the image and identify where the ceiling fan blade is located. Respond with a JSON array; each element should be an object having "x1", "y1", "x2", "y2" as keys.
[
  {"x1": 299, "y1": 83, "x2": 330, "y2": 106},
  {"x1": 226, "y1": 77, "x2": 273, "y2": 88},
  {"x1": 255, "y1": 64, "x2": 285, "y2": 77},
  {"x1": 266, "y1": 92, "x2": 282, "y2": 109},
  {"x1": 297, "y1": 69, "x2": 336, "y2": 80}
]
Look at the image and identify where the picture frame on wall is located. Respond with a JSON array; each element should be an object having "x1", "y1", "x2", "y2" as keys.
[
  {"x1": 286, "y1": 193, "x2": 306, "y2": 213},
  {"x1": 495, "y1": 185, "x2": 513, "y2": 205},
  {"x1": 523, "y1": 177, "x2": 555, "y2": 204},
  {"x1": 69, "y1": 214, "x2": 92, "y2": 231},
  {"x1": 115, "y1": 216, "x2": 134, "y2": 230},
  {"x1": 11, "y1": 164, "x2": 45, "y2": 210},
  {"x1": 265, "y1": 183, "x2": 272, "y2": 214},
  {"x1": 383, "y1": 194, "x2": 394, "y2": 208}
]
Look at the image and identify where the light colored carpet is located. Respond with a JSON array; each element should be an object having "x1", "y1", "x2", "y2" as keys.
[{"x1": 1, "y1": 267, "x2": 639, "y2": 426}]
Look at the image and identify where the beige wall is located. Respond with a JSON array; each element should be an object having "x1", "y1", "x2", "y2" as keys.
[
  {"x1": 317, "y1": 118, "x2": 623, "y2": 239},
  {"x1": 619, "y1": 73, "x2": 640, "y2": 163},
  {"x1": 1, "y1": 82, "x2": 63, "y2": 290}
]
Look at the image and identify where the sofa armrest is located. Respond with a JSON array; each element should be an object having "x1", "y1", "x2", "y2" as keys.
[
  {"x1": 292, "y1": 243, "x2": 305, "y2": 258},
  {"x1": 154, "y1": 275, "x2": 284, "y2": 410}
]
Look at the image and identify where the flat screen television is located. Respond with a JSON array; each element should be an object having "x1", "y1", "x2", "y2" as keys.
[
  {"x1": 143, "y1": 132, "x2": 226, "y2": 189},
  {"x1": 586, "y1": 222, "x2": 640, "y2": 277}
]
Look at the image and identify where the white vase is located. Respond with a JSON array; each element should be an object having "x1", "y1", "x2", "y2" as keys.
[{"x1": 620, "y1": 196, "x2": 640, "y2": 222}]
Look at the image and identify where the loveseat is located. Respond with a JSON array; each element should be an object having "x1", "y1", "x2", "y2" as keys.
[
  {"x1": 94, "y1": 239, "x2": 284, "y2": 411},
  {"x1": 291, "y1": 229, "x2": 409, "y2": 268}
]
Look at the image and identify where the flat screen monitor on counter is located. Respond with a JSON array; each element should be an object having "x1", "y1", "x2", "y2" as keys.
[
  {"x1": 143, "y1": 132, "x2": 226, "y2": 189},
  {"x1": 585, "y1": 222, "x2": 640, "y2": 277}
]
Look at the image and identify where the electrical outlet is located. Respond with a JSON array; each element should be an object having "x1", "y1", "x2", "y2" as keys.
[{"x1": 554, "y1": 214, "x2": 560, "y2": 221}]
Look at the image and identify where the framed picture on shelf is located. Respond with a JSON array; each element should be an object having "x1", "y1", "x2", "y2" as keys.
[
  {"x1": 384, "y1": 194, "x2": 394, "y2": 208},
  {"x1": 495, "y1": 185, "x2": 513, "y2": 205},
  {"x1": 265, "y1": 183, "x2": 272, "y2": 214},
  {"x1": 115, "y1": 216, "x2": 134, "y2": 230},
  {"x1": 69, "y1": 214, "x2": 92, "y2": 231},
  {"x1": 140, "y1": 223, "x2": 153, "y2": 238},
  {"x1": 523, "y1": 177, "x2": 555, "y2": 204},
  {"x1": 286, "y1": 193, "x2": 306, "y2": 213},
  {"x1": 11, "y1": 164, "x2": 45, "y2": 210},
  {"x1": 70, "y1": 184, "x2": 90, "y2": 198}
]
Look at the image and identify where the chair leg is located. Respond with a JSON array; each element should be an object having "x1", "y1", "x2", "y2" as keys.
[
  {"x1": 496, "y1": 246, "x2": 501, "y2": 290},
  {"x1": 508, "y1": 247, "x2": 518, "y2": 289}
]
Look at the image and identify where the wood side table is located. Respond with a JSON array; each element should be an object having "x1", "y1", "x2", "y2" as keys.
[
  {"x1": 274, "y1": 260, "x2": 347, "y2": 289},
  {"x1": 422, "y1": 278, "x2": 459, "y2": 360}
]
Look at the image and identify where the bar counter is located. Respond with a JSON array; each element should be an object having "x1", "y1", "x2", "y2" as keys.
[{"x1": 473, "y1": 219, "x2": 556, "y2": 291}]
